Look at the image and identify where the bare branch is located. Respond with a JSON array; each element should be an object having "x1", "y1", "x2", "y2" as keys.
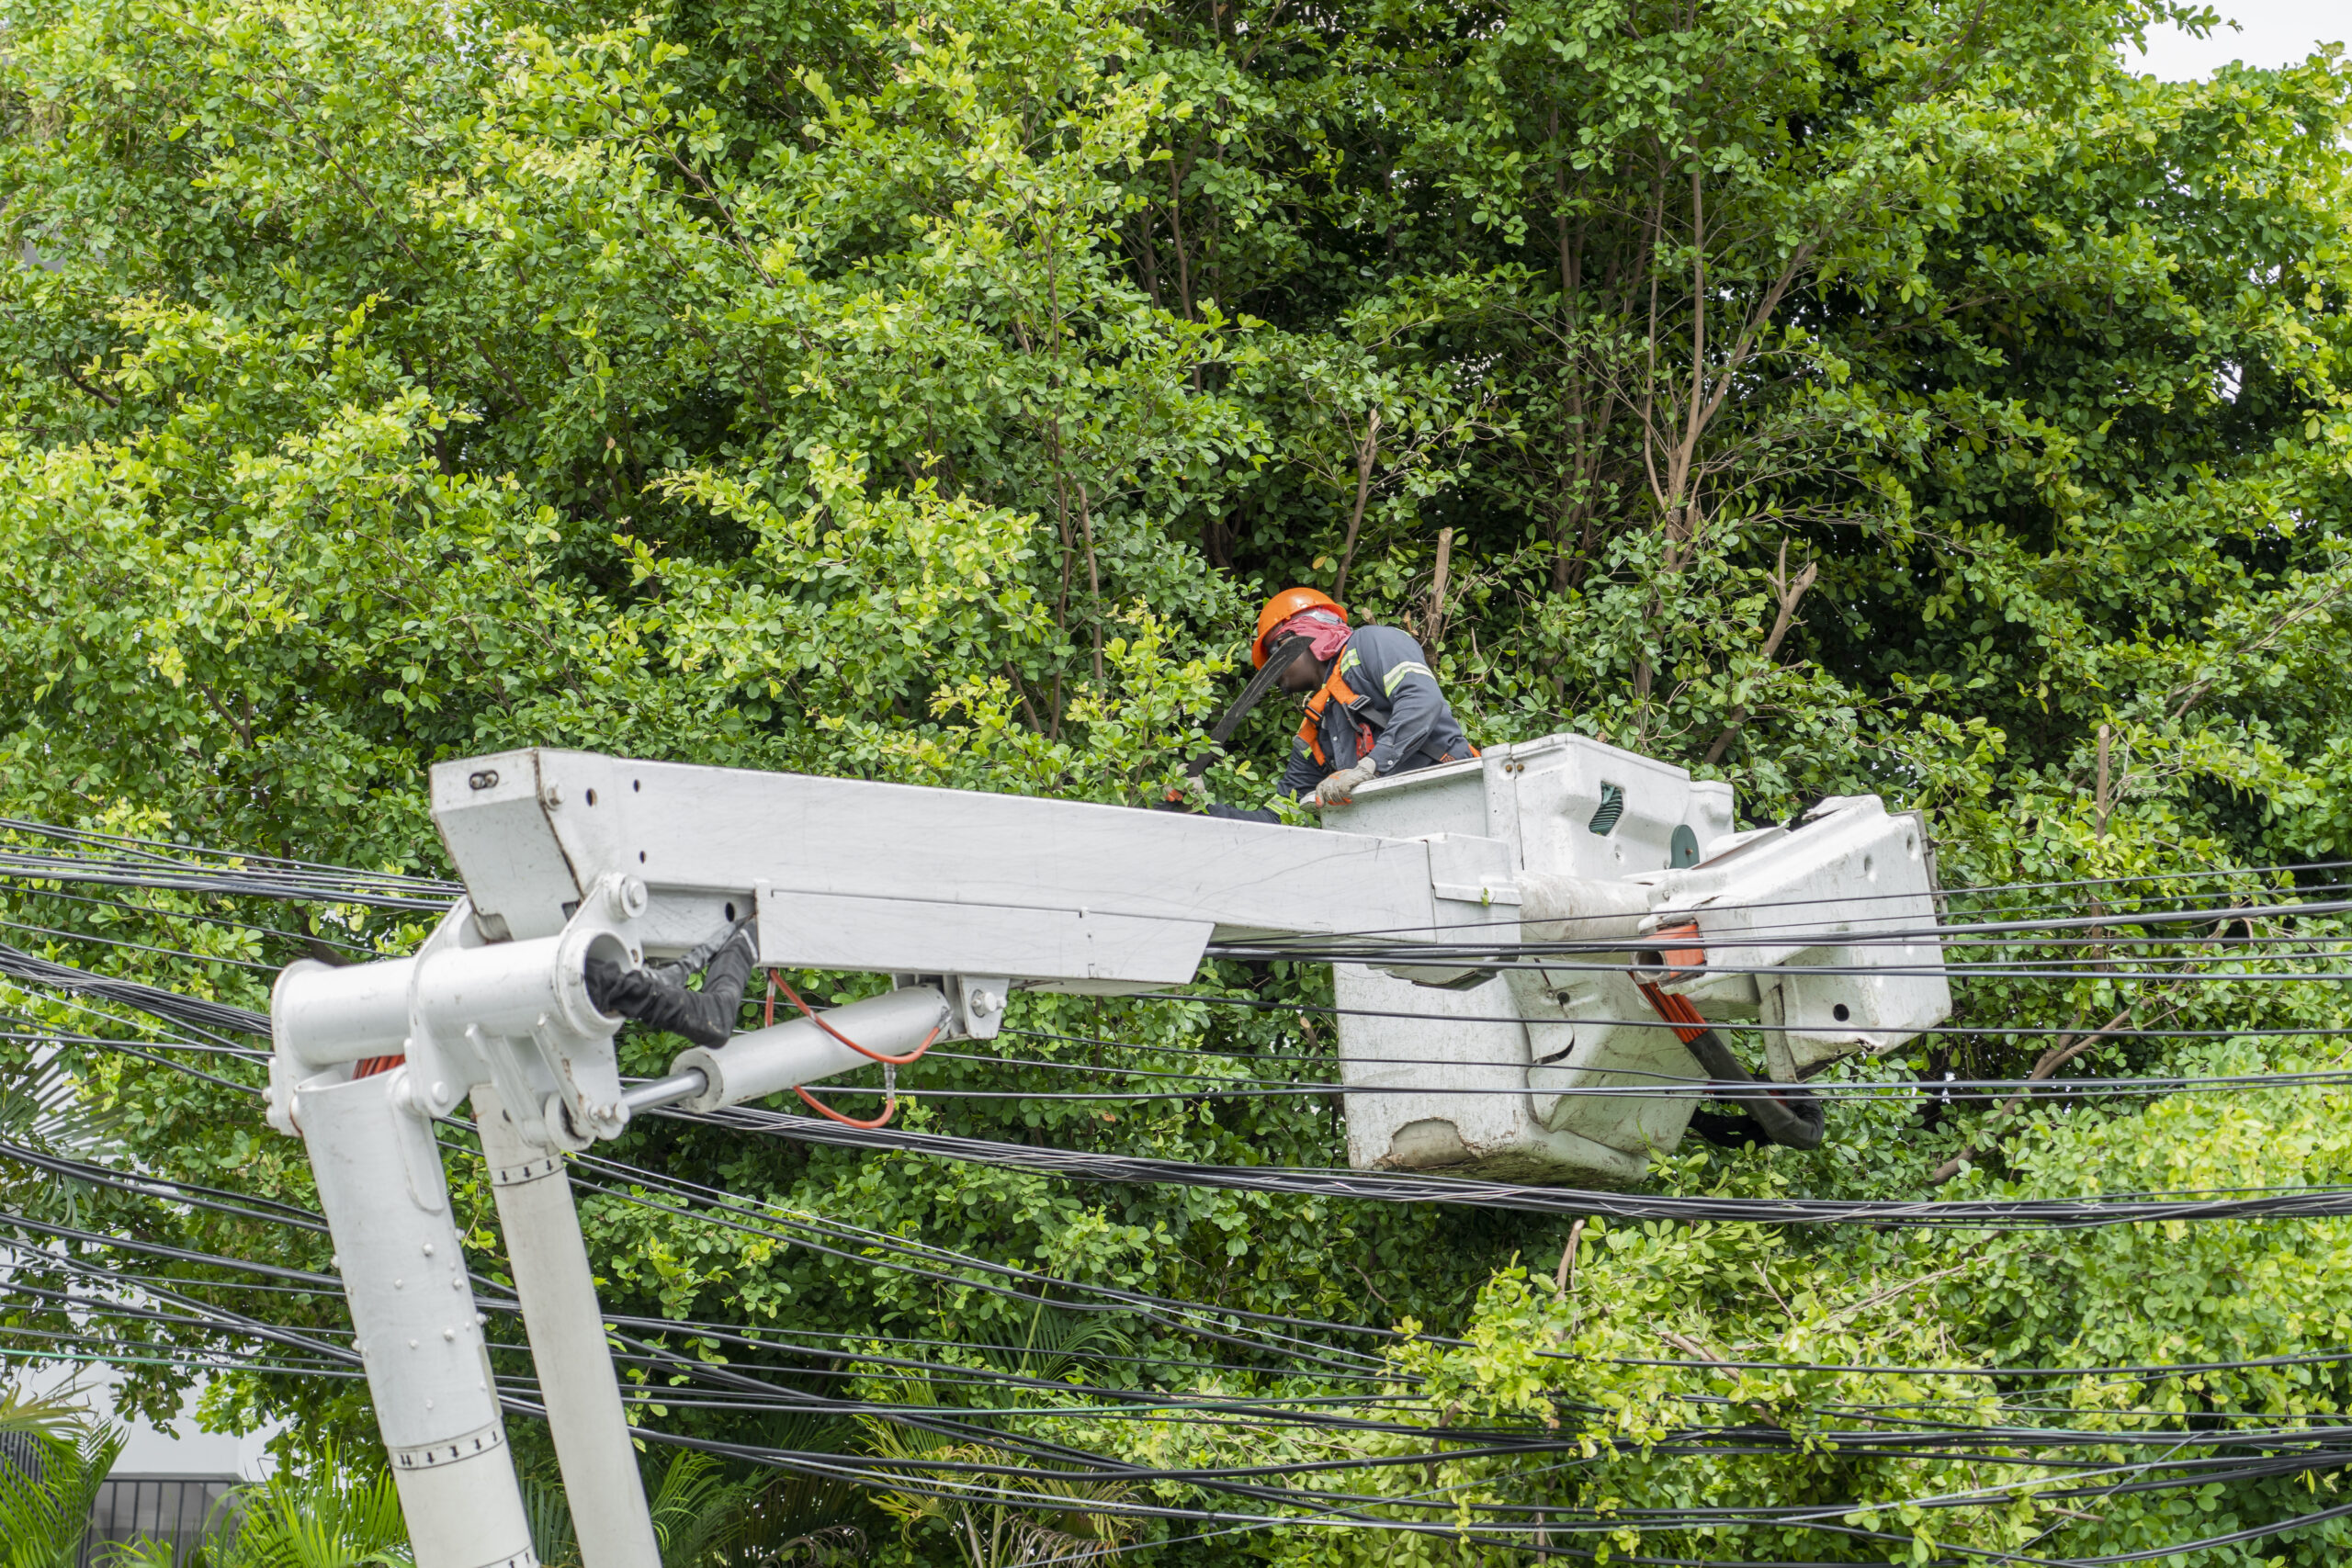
[
  {"x1": 1704, "y1": 542, "x2": 1819, "y2": 764},
  {"x1": 1929, "y1": 1003, "x2": 2159, "y2": 1184}
]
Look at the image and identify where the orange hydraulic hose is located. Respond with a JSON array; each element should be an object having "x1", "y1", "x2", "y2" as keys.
[{"x1": 774, "y1": 976, "x2": 945, "y2": 1130}]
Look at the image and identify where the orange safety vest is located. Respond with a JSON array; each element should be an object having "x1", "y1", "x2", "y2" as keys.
[{"x1": 1295, "y1": 666, "x2": 1376, "y2": 769}]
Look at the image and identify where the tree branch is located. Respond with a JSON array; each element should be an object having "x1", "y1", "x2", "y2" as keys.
[
  {"x1": 1928, "y1": 1004, "x2": 2148, "y2": 1184},
  {"x1": 1424, "y1": 526, "x2": 1454, "y2": 650},
  {"x1": 1704, "y1": 542, "x2": 1818, "y2": 764},
  {"x1": 1332, "y1": 408, "x2": 1382, "y2": 604}
]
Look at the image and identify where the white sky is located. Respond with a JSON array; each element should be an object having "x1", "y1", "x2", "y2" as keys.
[{"x1": 2128, "y1": 0, "x2": 2346, "y2": 79}]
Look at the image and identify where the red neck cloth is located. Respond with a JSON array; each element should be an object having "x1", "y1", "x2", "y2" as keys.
[{"x1": 1271, "y1": 609, "x2": 1352, "y2": 665}]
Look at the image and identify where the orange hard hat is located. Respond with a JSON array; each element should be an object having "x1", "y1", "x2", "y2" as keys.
[{"x1": 1252, "y1": 587, "x2": 1347, "y2": 668}]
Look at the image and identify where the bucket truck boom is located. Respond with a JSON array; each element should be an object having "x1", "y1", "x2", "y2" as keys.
[{"x1": 264, "y1": 738, "x2": 1948, "y2": 1568}]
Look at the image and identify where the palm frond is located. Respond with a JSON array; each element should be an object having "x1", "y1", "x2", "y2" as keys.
[
  {"x1": 758, "y1": 1523, "x2": 865, "y2": 1566},
  {"x1": 730, "y1": 1459, "x2": 870, "y2": 1562},
  {"x1": 0, "y1": 1420, "x2": 130, "y2": 1568},
  {"x1": 201, "y1": 1446, "x2": 411, "y2": 1568},
  {"x1": 1005, "y1": 1306, "x2": 1131, "y2": 1389},
  {"x1": 0, "y1": 1039, "x2": 125, "y2": 1159},
  {"x1": 854, "y1": 1418, "x2": 1137, "y2": 1568},
  {"x1": 0, "y1": 1382, "x2": 91, "y2": 1442},
  {"x1": 645, "y1": 1450, "x2": 752, "y2": 1568},
  {"x1": 95, "y1": 1538, "x2": 184, "y2": 1568},
  {"x1": 521, "y1": 1476, "x2": 579, "y2": 1568}
]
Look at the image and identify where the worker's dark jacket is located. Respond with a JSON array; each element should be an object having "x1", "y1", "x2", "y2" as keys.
[
  {"x1": 1206, "y1": 626, "x2": 1472, "y2": 822},
  {"x1": 1277, "y1": 625, "x2": 1473, "y2": 795}
]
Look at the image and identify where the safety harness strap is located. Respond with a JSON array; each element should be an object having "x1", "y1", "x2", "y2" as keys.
[{"x1": 1296, "y1": 666, "x2": 1372, "y2": 767}]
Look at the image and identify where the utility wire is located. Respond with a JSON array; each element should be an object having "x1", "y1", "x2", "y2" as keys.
[{"x1": 683, "y1": 1102, "x2": 2352, "y2": 1228}]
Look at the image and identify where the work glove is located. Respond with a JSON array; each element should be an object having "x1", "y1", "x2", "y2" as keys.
[
  {"x1": 1154, "y1": 773, "x2": 1210, "y2": 812},
  {"x1": 1312, "y1": 760, "x2": 1378, "y2": 807}
]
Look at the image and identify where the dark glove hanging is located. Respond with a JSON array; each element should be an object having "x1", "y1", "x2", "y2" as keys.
[
  {"x1": 583, "y1": 917, "x2": 759, "y2": 1048},
  {"x1": 1679, "y1": 1027, "x2": 1826, "y2": 1150},
  {"x1": 1686, "y1": 1108, "x2": 1770, "y2": 1149}
]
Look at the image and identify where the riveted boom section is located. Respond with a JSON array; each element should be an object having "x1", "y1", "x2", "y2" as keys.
[{"x1": 432, "y1": 749, "x2": 1505, "y2": 991}]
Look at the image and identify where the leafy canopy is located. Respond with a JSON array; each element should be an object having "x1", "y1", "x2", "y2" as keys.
[{"x1": 4, "y1": 0, "x2": 2352, "y2": 1560}]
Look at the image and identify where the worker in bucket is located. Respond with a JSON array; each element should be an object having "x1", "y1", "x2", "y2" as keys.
[{"x1": 1186, "y1": 587, "x2": 1475, "y2": 822}]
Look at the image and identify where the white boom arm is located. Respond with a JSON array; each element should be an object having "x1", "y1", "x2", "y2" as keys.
[{"x1": 264, "y1": 739, "x2": 1949, "y2": 1568}]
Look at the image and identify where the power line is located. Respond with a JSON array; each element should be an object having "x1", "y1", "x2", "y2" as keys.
[
  {"x1": 11, "y1": 823, "x2": 2352, "y2": 1563},
  {"x1": 24, "y1": 1140, "x2": 2352, "y2": 1390},
  {"x1": 13, "y1": 1159, "x2": 2352, "y2": 1562},
  {"x1": 679, "y1": 1101, "x2": 2352, "y2": 1228},
  {"x1": 0, "y1": 881, "x2": 384, "y2": 955},
  {"x1": 1140, "y1": 988, "x2": 2352, "y2": 1041}
]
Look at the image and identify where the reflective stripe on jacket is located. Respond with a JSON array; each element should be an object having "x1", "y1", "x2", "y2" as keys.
[{"x1": 1276, "y1": 624, "x2": 1473, "y2": 800}]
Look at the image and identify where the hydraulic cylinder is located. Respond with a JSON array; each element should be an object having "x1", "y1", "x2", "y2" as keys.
[{"x1": 670, "y1": 986, "x2": 950, "y2": 1111}]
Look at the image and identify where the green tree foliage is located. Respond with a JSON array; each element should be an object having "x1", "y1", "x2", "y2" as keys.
[{"x1": 4, "y1": 0, "x2": 2352, "y2": 1560}]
